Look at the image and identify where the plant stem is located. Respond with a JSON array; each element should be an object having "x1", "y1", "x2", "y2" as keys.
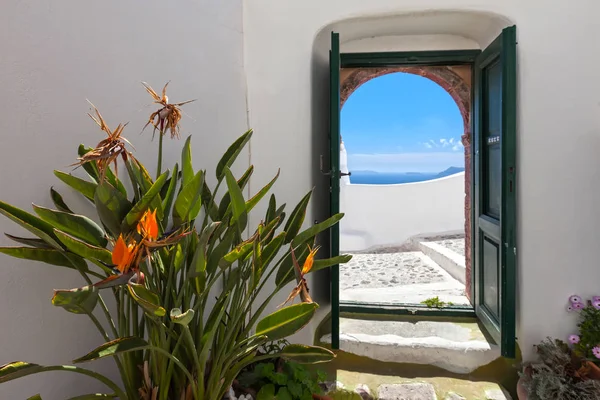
[{"x1": 157, "y1": 131, "x2": 164, "y2": 179}]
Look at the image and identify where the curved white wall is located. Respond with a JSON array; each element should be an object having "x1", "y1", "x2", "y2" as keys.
[{"x1": 340, "y1": 173, "x2": 465, "y2": 251}]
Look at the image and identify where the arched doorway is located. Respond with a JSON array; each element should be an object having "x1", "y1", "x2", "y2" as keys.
[{"x1": 339, "y1": 65, "x2": 473, "y2": 300}]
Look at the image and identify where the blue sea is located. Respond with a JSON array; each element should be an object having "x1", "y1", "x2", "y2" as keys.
[{"x1": 350, "y1": 172, "x2": 437, "y2": 185}]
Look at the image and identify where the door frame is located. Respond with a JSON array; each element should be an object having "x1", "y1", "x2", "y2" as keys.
[{"x1": 336, "y1": 49, "x2": 480, "y2": 319}]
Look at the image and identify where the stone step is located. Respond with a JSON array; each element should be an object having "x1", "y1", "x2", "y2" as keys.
[
  {"x1": 325, "y1": 380, "x2": 512, "y2": 400},
  {"x1": 418, "y1": 240, "x2": 466, "y2": 285},
  {"x1": 320, "y1": 317, "x2": 500, "y2": 374}
]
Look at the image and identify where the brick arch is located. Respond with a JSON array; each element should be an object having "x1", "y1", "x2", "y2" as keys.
[{"x1": 340, "y1": 67, "x2": 473, "y2": 299}]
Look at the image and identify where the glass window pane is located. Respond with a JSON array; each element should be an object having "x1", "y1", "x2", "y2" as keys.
[{"x1": 484, "y1": 60, "x2": 502, "y2": 219}]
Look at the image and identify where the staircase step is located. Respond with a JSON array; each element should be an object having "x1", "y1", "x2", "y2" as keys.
[
  {"x1": 320, "y1": 317, "x2": 500, "y2": 374},
  {"x1": 419, "y1": 241, "x2": 466, "y2": 285}
]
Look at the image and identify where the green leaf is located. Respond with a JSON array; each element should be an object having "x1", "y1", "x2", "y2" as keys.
[
  {"x1": 218, "y1": 165, "x2": 254, "y2": 219},
  {"x1": 50, "y1": 187, "x2": 73, "y2": 213},
  {"x1": 173, "y1": 170, "x2": 204, "y2": 226},
  {"x1": 27, "y1": 395, "x2": 42, "y2": 400},
  {"x1": 181, "y1": 136, "x2": 194, "y2": 187},
  {"x1": 54, "y1": 171, "x2": 97, "y2": 201},
  {"x1": 220, "y1": 239, "x2": 254, "y2": 269},
  {"x1": 0, "y1": 201, "x2": 62, "y2": 248},
  {"x1": 201, "y1": 179, "x2": 219, "y2": 221},
  {"x1": 0, "y1": 362, "x2": 42, "y2": 384},
  {"x1": 73, "y1": 336, "x2": 148, "y2": 363},
  {"x1": 33, "y1": 205, "x2": 107, "y2": 247},
  {"x1": 281, "y1": 344, "x2": 335, "y2": 364},
  {"x1": 291, "y1": 213, "x2": 343, "y2": 247},
  {"x1": 206, "y1": 230, "x2": 234, "y2": 275},
  {"x1": 170, "y1": 308, "x2": 195, "y2": 326},
  {"x1": 283, "y1": 190, "x2": 312, "y2": 244},
  {"x1": 94, "y1": 183, "x2": 131, "y2": 238},
  {"x1": 190, "y1": 222, "x2": 220, "y2": 294},
  {"x1": 128, "y1": 159, "x2": 153, "y2": 193},
  {"x1": 68, "y1": 395, "x2": 117, "y2": 400},
  {"x1": 255, "y1": 302, "x2": 318, "y2": 340},
  {"x1": 54, "y1": 230, "x2": 113, "y2": 269},
  {"x1": 4, "y1": 233, "x2": 53, "y2": 249},
  {"x1": 162, "y1": 163, "x2": 179, "y2": 226},
  {"x1": 123, "y1": 171, "x2": 168, "y2": 228},
  {"x1": 127, "y1": 284, "x2": 166, "y2": 317},
  {"x1": 224, "y1": 167, "x2": 247, "y2": 229},
  {"x1": 246, "y1": 169, "x2": 279, "y2": 214},
  {"x1": 277, "y1": 387, "x2": 293, "y2": 400},
  {"x1": 52, "y1": 286, "x2": 99, "y2": 314},
  {"x1": 216, "y1": 129, "x2": 253, "y2": 179},
  {"x1": 256, "y1": 384, "x2": 276, "y2": 400},
  {"x1": 0, "y1": 247, "x2": 87, "y2": 270}
]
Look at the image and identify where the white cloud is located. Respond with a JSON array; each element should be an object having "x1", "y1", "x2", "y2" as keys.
[
  {"x1": 452, "y1": 144, "x2": 462, "y2": 151},
  {"x1": 348, "y1": 151, "x2": 464, "y2": 173},
  {"x1": 423, "y1": 142, "x2": 433, "y2": 149}
]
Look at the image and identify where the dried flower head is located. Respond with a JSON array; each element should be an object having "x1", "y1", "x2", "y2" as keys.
[
  {"x1": 142, "y1": 81, "x2": 196, "y2": 139},
  {"x1": 73, "y1": 101, "x2": 135, "y2": 181}
]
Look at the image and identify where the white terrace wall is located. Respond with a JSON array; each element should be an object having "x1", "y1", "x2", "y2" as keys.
[
  {"x1": 0, "y1": 0, "x2": 248, "y2": 398},
  {"x1": 244, "y1": 1, "x2": 600, "y2": 361},
  {"x1": 340, "y1": 173, "x2": 465, "y2": 252}
]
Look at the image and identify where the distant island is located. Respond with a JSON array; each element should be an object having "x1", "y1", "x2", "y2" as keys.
[{"x1": 349, "y1": 166, "x2": 465, "y2": 185}]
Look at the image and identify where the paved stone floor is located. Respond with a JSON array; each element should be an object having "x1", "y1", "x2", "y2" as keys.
[
  {"x1": 340, "y1": 242, "x2": 468, "y2": 305},
  {"x1": 340, "y1": 251, "x2": 447, "y2": 290}
]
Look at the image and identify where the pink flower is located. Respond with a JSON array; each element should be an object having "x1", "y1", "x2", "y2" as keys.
[
  {"x1": 572, "y1": 302, "x2": 585, "y2": 310},
  {"x1": 567, "y1": 304, "x2": 575, "y2": 312},
  {"x1": 569, "y1": 335, "x2": 580, "y2": 344},
  {"x1": 593, "y1": 300, "x2": 600, "y2": 310},
  {"x1": 593, "y1": 296, "x2": 600, "y2": 303},
  {"x1": 570, "y1": 295, "x2": 583, "y2": 304},
  {"x1": 593, "y1": 347, "x2": 600, "y2": 359}
]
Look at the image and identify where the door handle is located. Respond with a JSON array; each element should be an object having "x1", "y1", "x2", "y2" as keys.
[{"x1": 340, "y1": 171, "x2": 351, "y2": 177}]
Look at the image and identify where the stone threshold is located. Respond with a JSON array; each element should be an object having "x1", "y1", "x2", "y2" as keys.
[{"x1": 320, "y1": 317, "x2": 500, "y2": 375}]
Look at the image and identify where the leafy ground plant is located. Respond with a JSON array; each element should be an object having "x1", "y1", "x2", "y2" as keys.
[
  {"x1": 0, "y1": 82, "x2": 351, "y2": 400},
  {"x1": 421, "y1": 296, "x2": 454, "y2": 308},
  {"x1": 237, "y1": 359, "x2": 327, "y2": 400}
]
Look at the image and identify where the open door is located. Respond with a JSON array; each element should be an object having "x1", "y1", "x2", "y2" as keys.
[
  {"x1": 329, "y1": 31, "x2": 341, "y2": 350},
  {"x1": 473, "y1": 25, "x2": 517, "y2": 357}
]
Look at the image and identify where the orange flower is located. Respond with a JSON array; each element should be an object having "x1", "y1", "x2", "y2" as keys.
[
  {"x1": 137, "y1": 209, "x2": 159, "y2": 241},
  {"x1": 112, "y1": 234, "x2": 138, "y2": 274},
  {"x1": 301, "y1": 245, "x2": 320, "y2": 275}
]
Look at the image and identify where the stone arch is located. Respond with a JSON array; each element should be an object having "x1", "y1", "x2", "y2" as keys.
[{"x1": 340, "y1": 67, "x2": 473, "y2": 299}]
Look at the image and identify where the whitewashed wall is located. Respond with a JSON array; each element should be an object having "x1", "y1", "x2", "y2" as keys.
[
  {"x1": 244, "y1": 1, "x2": 600, "y2": 360},
  {"x1": 0, "y1": 0, "x2": 248, "y2": 398},
  {"x1": 340, "y1": 173, "x2": 465, "y2": 252}
]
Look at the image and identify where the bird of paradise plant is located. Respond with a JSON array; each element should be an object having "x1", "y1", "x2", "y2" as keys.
[{"x1": 0, "y1": 82, "x2": 350, "y2": 400}]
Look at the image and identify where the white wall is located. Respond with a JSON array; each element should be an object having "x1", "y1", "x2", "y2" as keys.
[
  {"x1": 340, "y1": 173, "x2": 465, "y2": 252},
  {"x1": 244, "y1": 1, "x2": 600, "y2": 361},
  {"x1": 0, "y1": 0, "x2": 248, "y2": 398}
]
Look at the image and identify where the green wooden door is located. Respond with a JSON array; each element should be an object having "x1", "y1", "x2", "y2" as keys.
[
  {"x1": 473, "y1": 25, "x2": 517, "y2": 358},
  {"x1": 329, "y1": 31, "x2": 341, "y2": 350}
]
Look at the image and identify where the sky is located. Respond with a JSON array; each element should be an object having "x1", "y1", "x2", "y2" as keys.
[{"x1": 341, "y1": 72, "x2": 464, "y2": 173}]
